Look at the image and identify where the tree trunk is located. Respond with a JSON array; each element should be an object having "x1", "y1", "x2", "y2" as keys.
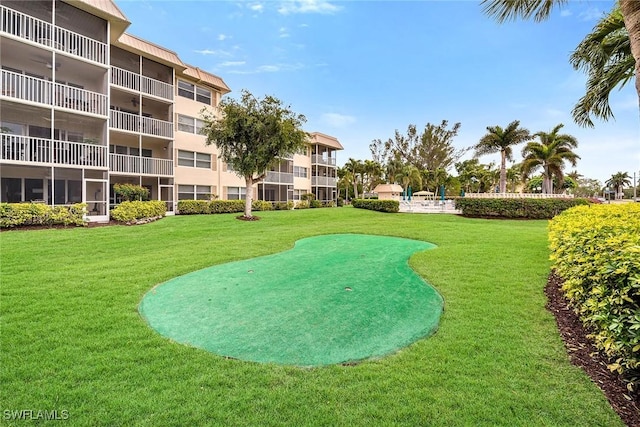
[
  {"x1": 499, "y1": 150, "x2": 507, "y2": 193},
  {"x1": 620, "y1": 1, "x2": 640, "y2": 113},
  {"x1": 543, "y1": 167, "x2": 551, "y2": 194},
  {"x1": 244, "y1": 176, "x2": 253, "y2": 218},
  {"x1": 353, "y1": 180, "x2": 358, "y2": 199}
]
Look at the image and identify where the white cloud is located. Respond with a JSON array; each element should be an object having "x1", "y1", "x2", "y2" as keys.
[
  {"x1": 560, "y1": 9, "x2": 572, "y2": 17},
  {"x1": 278, "y1": 0, "x2": 342, "y2": 15},
  {"x1": 194, "y1": 49, "x2": 232, "y2": 56},
  {"x1": 218, "y1": 34, "x2": 230, "y2": 41},
  {"x1": 321, "y1": 113, "x2": 356, "y2": 128},
  {"x1": 249, "y1": 3, "x2": 264, "y2": 12},
  {"x1": 578, "y1": 7, "x2": 604, "y2": 22},
  {"x1": 219, "y1": 61, "x2": 246, "y2": 67},
  {"x1": 279, "y1": 27, "x2": 290, "y2": 38}
]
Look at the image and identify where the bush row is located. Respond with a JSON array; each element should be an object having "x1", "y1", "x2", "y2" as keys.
[
  {"x1": 176, "y1": 199, "x2": 339, "y2": 215},
  {"x1": 549, "y1": 203, "x2": 640, "y2": 387},
  {"x1": 110, "y1": 201, "x2": 166, "y2": 223},
  {"x1": 0, "y1": 203, "x2": 86, "y2": 228},
  {"x1": 455, "y1": 198, "x2": 589, "y2": 219},
  {"x1": 352, "y1": 199, "x2": 399, "y2": 213}
]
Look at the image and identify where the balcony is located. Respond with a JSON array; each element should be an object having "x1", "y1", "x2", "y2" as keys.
[
  {"x1": 312, "y1": 155, "x2": 337, "y2": 166},
  {"x1": 111, "y1": 67, "x2": 174, "y2": 101},
  {"x1": 1, "y1": 134, "x2": 107, "y2": 168},
  {"x1": 1, "y1": 5, "x2": 108, "y2": 65},
  {"x1": 110, "y1": 110, "x2": 173, "y2": 139},
  {"x1": 264, "y1": 171, "x2": 294, "y2": 184},
  {"x1": 109, "y1": 153, "x2": 173, "y2": 177},
  {"x1": 1, "y1": 69, "x2": 108, "y2": 116},
  {"x1": 312, "y1": 176, "x2": 337, "y2": 186}
]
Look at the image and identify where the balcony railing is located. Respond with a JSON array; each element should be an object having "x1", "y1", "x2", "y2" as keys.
[
  {"x1": 312, "y1": 176, "x2": 337, "y2": 186},
  {"x1": 1, "y1": 134, "x2": 107, "y2": 168},
  {"x1": 264, "y1": 171, "x2": 294, "y2": 184},
  {"x1": 111, "y1": 67, "x2": 174, "y2": 101},
  {"x1": 110, "y1": 110, "x2": 173, "y2": 139},
  {"x1": 1, "y1": 69, "x2": 108, "y2": 116},
  {"x1": 109, "y1": 153, "x2": 173, "y2": 176},
  {"x1": 1, "y1": 5, "x2": 108, "y2": 65},
  {"x1": 311, "y1": 155, "x2": 337, "y2": 166}
]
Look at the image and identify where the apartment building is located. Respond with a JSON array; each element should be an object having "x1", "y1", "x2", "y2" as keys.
[{"x1": 0, "y1": 0, "x2": 342, "y2": 222}]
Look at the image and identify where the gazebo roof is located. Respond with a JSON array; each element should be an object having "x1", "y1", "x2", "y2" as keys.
[{"x1": 374, "y1": 184, "x2": 404, "y2": 193}]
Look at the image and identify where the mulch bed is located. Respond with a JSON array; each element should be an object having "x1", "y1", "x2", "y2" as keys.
[{"x1": 545, "y1": 272, "x2": 640, "y2": 426}]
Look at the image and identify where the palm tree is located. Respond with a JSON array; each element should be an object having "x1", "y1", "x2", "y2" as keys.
[
  {"x1": 570, "y1": 5, "x2": 634, "y2": 127},
  {"x1": 606, "y1": 171, "x2": 632, "y2": 199},
  {"x1": 397, "y1": 165, "x2": 422, "y2": 198},
  {"x1": 336, "y1": 166, "x2": 353, "y2": 201},
  {"x1": 344, "y1": 158, "x2": 363, "y2": 199},
  {"x1": 385, "y1": 157, "x2": 404, "y2": 185},
  {"x1": 362, "y1": 160, "x2": 384, "y2": 195},
  {"x1": 521, "y1": 124, "x2": 580, "y2": 194},
  {"x1": 473, "y1": 120, "x2": 531, "y2": 193},
  {"x1": 482, "y1": 0, "x2": 640, "y2": 126}
]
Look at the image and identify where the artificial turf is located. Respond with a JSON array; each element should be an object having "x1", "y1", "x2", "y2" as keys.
[{"x1": 139, "y1": 234, "x2": 442, "y2": 366}]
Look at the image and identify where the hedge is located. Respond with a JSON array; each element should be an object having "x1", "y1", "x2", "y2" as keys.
[
  {"x1": 455, "y1": 197, "x2": 589, "y2": 219},
  {"x1": 352, "y1": 199, "x2": 399, "y2": 213},
  {"x1": 0, "y1": 203, "x2": 86, "y2": 228},
  {"x1": 110, "y1": 201, "x2": 166, "y2": 223},
  {"x1": 549, "y1": 203, "x2": 640, "y2": 387},
  {"x1": 177, "y1": 199, "x2": 285, "y2": 215}
]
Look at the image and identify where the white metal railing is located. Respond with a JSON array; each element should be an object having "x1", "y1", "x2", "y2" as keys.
[
  {"x1": 111, "y1": 67, "x2": 140, "y2": 92},
  {"x1": 109, "y1": 153, "x2": 173, "y2": 176},
  {"x1": 463, "y1": 192, "x2": 574, "y2": 199},
  {"x1": 1, "y1": 134, "x2": 107, "y2": 167},
  {"x1": 111, "y1": 67, "x2": 174, "y2": 101},
  {"x1": 312, "y1": 176, "x2": 337, "y2": 186},
  {"x1": 110, "y1": 110, "x2": 173, "y2": 138},
  {"x1": 54, "y1": 82, "x2": 107, "y2": 116},
  {"x1": 312, "y1": 155, "x2": 337, "y2": 166},
  {"x1": 1, "y1": 5, "x2": 107, "y2": 65},
  {"x1": 265, "y1": 171, "x2": 294, "y2": 184},
  {"x1": 1, "y1": 69, "x2": 107, "y2": 115},
  {"x1": 142, "y1": 75, "x2": 173, "y2": 100}
]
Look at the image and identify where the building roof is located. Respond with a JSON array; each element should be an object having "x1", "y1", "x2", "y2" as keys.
[
  {"x1": 309, "y1": 132, "x2": 344, "y2": 150},
  {"x1": 182, "y1": 66, "x2": 231, "y2": 94},
  {"x1": 374, "y1": 184, "x2": 404, "y2": 193},
  {"x1": 114, "y1": 33, "x2": 186, "y2": 69},
  {"x1": 67, "y1": 0, "x2": 130, "y2": 40}
]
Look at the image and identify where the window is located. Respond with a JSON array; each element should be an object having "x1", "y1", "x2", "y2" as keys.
[
  {"x1": 196, "y1": 87, "x2": 211, "y2": 105},
  {"x1": 178, "y1": 80, "x2": 213, "y2": 105},
  {"x1": 196, "y1": 118, "x2": 206, "y2": 135},
  {"x1": 178, "y1": 184, "x2": 212, "y2": 200},
  {"x1": 177, "y1": 150, "x2": 211, "y2": 168},
  {"x1": 177, "y1": 114, "x2": 195, "y2": 133},
  {"x1": 226, "y1": 186, "x2": 246, "y2": 200},
  {"x1": 177, "y1": 80, "x2": 194, "y2": 99},
  {"x1": 294, "y1": 166, "x2": 308, "y2": 178}
]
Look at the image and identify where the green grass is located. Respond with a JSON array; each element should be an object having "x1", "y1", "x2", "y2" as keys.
[{"x1": 0, "y1": 208, "x2": 622, "y2": 426}]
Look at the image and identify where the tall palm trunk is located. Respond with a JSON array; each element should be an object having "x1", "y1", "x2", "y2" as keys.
[
  {"x1": 620, "y1": 1, "x2": 640, "y2": 109},
  {"x1": 543, "y1": 167, "x2": 551, "y2": 194},
  {"x1": 499, "y1": 150, "x2": 507, "y2": 193}
]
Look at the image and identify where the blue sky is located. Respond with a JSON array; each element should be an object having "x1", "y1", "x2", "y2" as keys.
[{"x1": 116, "y1": 0, "x2": 640, "y2": 185}]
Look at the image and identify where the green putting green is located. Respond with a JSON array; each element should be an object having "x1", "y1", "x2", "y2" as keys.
[{"x1": 139, "y1": 234, "x2": 443, "y2": 366}]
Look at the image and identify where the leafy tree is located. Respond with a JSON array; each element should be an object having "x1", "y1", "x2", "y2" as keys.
[
  {"x1": 473, "y1": 120, "x2": 531, "y2": 193},
  {"x1": 396, "y1": 165, "x2": 422, "y2": 197},
  {"x1": 362, "y1": 159, "x2": 385, "y2": 195},
  {"x1": 521, "y1": 124, "x2": 580, "y2": 194},
  {"x1": 574, "y1": 177, "x2": 604, "y2": 197},
  {"x1": 455, "y1": 159, "x2": 498, "y2": 193},
  {"x1": 606, "y1": 171, "x2": 632, "y2": 199},
  {"x1": 370, "y1": 120, "x2": 468, "y2": 172},
  {"x1": 201, "y1": 90, "x2": 308, "y2": 219},
  {"x1": 336, "y1": 166, "x2": 353, "y2": 200},
  {"x1": 506, "y1": 163, "x2": 523, "y2": 192},
  {"x1": 384, "y1": 157, "x2": 405, "y2": 185},
  {"x1": 482, "y1": 0, "x2": 640, "y2": 127}
]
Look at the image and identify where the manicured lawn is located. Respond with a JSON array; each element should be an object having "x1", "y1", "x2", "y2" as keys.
[{"x1": 0, "y1": 208, "x2": 621, "y2": 426}]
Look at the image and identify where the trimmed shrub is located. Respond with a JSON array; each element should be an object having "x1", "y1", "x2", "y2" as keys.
[
  {"x1": 295, "y1": 200, "x2": 310, "y2": 209},
  {"x1": 273, "y1": 201, "x2": 294, "y2": 210},
  {"x1": 310, "y1": 200, "x2": 323, "y2": 208},
  {"x1": 337, "y1": 197, "x2": 344, "y2": 207},
  {"x1": 352, "y1": 199, "x2": 399, "y2": 213},
  {"x1": 549, "y1": 203, "x2": 640, "y2": 387},
  {"x1": 177, "y1": 200, "x2": 246, "y2": 215},
  {"x1": 0, "y1": 203, "x2": 86, "y2": 228},
  {"x1": 455, "y1": 197, "x2": 589, "y2": 219},
  {"x1": 301, "y1": 193, "x2": 315, "y2": 201},
  {"x1": 176, "y1": 200, "x2": 209, "y2": 215},
  {"x1": 110, "y1": 201, "x2": 166, "y2": 223},
  {"x1": 252, "y1": 200, "x2": 273, "y2": 211},
  {"x1": 113, "y1": 183, "x2": 150, "y2": 201},
  {"x1": 323, "y1": 200, "x2": 336, "y2": 208}
]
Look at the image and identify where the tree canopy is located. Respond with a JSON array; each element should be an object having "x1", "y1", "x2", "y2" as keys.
[{"x1": 201, "y1": 89, "x2": 308, "y2": 219}]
